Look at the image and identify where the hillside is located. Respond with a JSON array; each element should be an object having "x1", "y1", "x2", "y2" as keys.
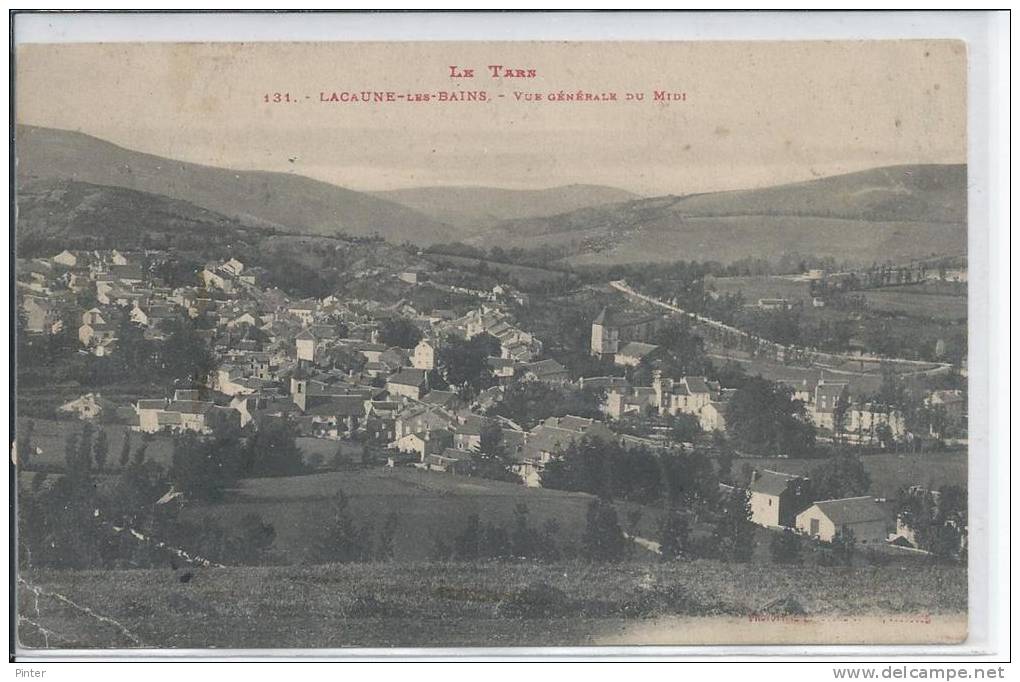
[
  {"x1": 372, "y1": 184, "x2": 639, "y2": 230},
  {"x1": 471, "y1": 165, "x2": 967, "y2": 265},
  {"x1": 15, "y1": 179, "x2": 267, "y2": 252},
  {"x1": 15, "y1": 125, "x2": 453, "y2": 244}
]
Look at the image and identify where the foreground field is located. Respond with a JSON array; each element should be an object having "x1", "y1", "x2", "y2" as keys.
[{"x1": 16, "y1": 559, "x2": 967, "y2": 649}]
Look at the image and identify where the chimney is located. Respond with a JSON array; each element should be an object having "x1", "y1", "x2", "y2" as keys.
[{"x1": 750, "y1": 469, "x2": 760, "y2": 484}]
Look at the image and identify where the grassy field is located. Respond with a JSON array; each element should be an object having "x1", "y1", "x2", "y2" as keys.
[
  {"x1": 860, "y1": 288, "x2": 967, "y2": 320},
  {"x1": 182, "y1": 468, "x2": 663, "y2": 564},
  {"x1": 16, "y1": 559, "x2": 967, "y2": 649},
  {"x1": 17, "y1": 418, "x2": 176, "y2": 471},
  {"x1": 735, "y1": 448, "x2": 967, "y2": 499}
]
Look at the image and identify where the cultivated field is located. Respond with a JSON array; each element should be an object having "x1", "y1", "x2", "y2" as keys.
[{"x1": 16, "y1": 559, "x2": 967, "y2": 649}]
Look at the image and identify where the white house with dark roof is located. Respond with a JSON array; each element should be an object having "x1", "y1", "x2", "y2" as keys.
[
  {"x1": 795, "y1": 496, "x2": 891, "y2": 544},
  {"x1": 748, "y1": 469, "x2": 809, "y2": 528}
]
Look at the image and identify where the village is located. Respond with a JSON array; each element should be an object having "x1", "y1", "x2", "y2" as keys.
[{"x1": 16, "y1": 244, "x2": 969, "y2": 563}]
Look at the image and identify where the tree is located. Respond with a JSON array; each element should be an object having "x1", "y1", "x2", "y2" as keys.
[
  {"x1": 661, "y1": 449, "x2": 719, "y2": 516},
  {"x1": 769, "y1": 529, "x2": 803, "y2": 565},
  {"x1": 726, "y1": 376, "x2": 816, "y2": 457},
  {"x1": 436, "y1": 334, "x2": 498, "y2": 397},
  {"x1": 667, "y1": 413, "x2": 702, "y2": 445},
  {"x1": 233, "y1": 514, "x2": 277, "y2": 565},
  {"x1": 470, "y1": 420, "x2": 518, "y2": 482},
  {"x1": 119, "y1": 430, "x2": 132, "y2": 468},
  {"x1": 875, "y1": 423, "x2": 895, "y2": 450},
  {"x1": 657, "y1": 510, "x2": 690, "y2": 561},
  {"x1": 452, "y1": 513, "x2": 482, "y2": 560},
  {"x1": 375, "y1": 512, "x2": 400, "y2": 560},
  {"x1": 510, "y1": 502, "x2": 542, "y2": 558},
  {"x1": 324, "y1": 345, "x2": 367, "y2": 375},
  {"x1": 169, "y1": 431, "x2": 238, "y2": 502},
  {"x1": 648, "y1": 319, "x2": 710, "y2": 377},
  {"x1": 896, "y1": 485, "x2": 967, "y2": 560},
  {"x1": 832, "y1": 385, "x2": 852, "y2": 443},
  {"x1": 712, "y1": 488, "x2": 755, "y2": 562},
  {"x1": 808, "y1": 452, "x2": 871, "y2": 502},
  {"x1": 311, "y1": 488, "x2": 371, "y2": 563},
  {"x1": 379, "y1": 318, "x2": 422, "y2": 349},
  {"x1": 489, "y1": 380, "x2": 602, "y2": 430},
  {"x1": 243, "y1": 418, "x2": 306, "y2": 477},
  {"x1": 541, "y1": 436, "x2": 614, "y2": 499},
  {"x1": 158, "y1": 314, "x2": 216, "y2": 386},
  {"x1": 582, "y1": 497, "x2": 626, "y2": 562},
  {"x1": 93, "y1": 429, "x2": 110, "y2": 472}
]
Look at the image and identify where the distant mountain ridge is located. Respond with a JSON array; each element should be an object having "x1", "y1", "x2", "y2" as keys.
[
  {"x1": 15, "y1": 125, "x2": 454, "y2": 244},
  {"x1": 370, "y1": 184, "x2": 640, "y2": 229},
  {"x1": 15, "y1": 125, "x2": 967, "y2": 265},
  {"x1": 471, "y1": 164, "x2": 967, "y2": 265}
]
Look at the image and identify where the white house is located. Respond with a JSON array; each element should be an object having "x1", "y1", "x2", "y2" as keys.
[
  {"x1": 58, "y1": 393, "x2": 114, "y2": 421},
  {"x1": 795, "y1": 496, "x2": 891, "y2": 544},
  {"x1": 413, "y1": 339, "x2": 435, "y2": 370},
  {"x1": 747, "y1": 470, "x2": 809, "y2": 528}
]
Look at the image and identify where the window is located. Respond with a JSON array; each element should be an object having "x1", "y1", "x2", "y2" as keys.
[{"x1": 810, "y1": 518, "x2": 820, "y2": 536}]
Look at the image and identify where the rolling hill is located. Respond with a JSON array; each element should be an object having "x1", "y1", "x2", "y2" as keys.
[
  {"x1": 371, "y1": 184, "x2": 640, "y2": 229},
  {"x1": 471, "y1": 165, "x2": 967, "y2": 265},
  {"x1": 15, "y1": 125, "x2": 454, "y2": 244},
  {"x1": 15, "y1": 179, "x2": 266, "y2": 252}
]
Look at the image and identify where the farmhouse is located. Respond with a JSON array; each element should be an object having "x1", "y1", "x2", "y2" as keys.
[
  {"x1": 795, "y1": 496, "x2": 891, "y2": 544},
  {"x1": 748, "y1": 469, "x2": 809, "y2": 528}
]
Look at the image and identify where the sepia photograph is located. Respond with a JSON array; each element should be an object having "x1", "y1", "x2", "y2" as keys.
[{"x1": 9, "y1": 12, "x2": 1003, "y2": 660}]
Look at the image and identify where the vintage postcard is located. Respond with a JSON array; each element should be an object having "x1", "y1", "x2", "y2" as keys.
[{"x1": 13, "y1": 36, "x2": 971, "y2": 652}]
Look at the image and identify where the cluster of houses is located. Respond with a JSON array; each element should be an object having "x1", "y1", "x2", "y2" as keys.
[
  {"x1": 27, "y1": 248, "x2": 596, "y2": 486},
  {"x1": 744, "y1": 469, "x2": 958, "y2": 551},
  {"x1": 26, "y1": 248, "x2": 965, "y2": 554}
]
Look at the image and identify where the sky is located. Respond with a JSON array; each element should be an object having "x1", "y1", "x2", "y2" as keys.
[{"x1": 15, "y1": 40, "x2": 967, "y2": 196}]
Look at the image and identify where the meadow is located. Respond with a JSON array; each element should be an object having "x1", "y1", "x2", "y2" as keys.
[
  {"x1": 17, "y1": 418, "x2": 175, "y2": 470},
  {"x1": 860, "y1": 288, "x2": 967, "y2": 320}
]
